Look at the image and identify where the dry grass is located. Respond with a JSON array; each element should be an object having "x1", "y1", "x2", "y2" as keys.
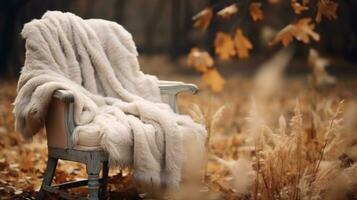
[{"x1": 177, "y1": 72, "x2": 357, "y2": 199}]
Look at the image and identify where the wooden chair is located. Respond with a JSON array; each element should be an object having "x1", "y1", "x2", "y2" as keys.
[{"x1": 36, "y1": 81, "x2": 198, "y2": 200}]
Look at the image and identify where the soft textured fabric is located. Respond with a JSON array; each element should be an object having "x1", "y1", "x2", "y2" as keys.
[{"x1": 13, "y1": 11, "x2": 206, "y2": 188}]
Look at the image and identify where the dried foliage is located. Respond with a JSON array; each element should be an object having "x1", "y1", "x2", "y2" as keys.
[
  {"x1": 186, "y1": 57, "x2": 223, "y2": 92},
  {"x1": 249, "y1": 2, "x2": 264, "y2": 22},
  {"x1": 0, "y1": 1, "x2": 349, "y2": 199},
  {"x1": 202, "y1": 69, "x2": 226, "y2": 92},
  {"x1": 188, "y1": 29, "x2": 252, "y2": 92},
  {"x1": 234, "y1": 29, "x2": 253, "y2": 59},
  {"x1": 190, "y1": 0, "x2": 338, "y2": 92},
  {"x1": 291, "y1": 0, "x2": 309, "y2": 15},
  {"x1": 185, "y1": 77, "x2": 357, "y2": 200},
  {"x1": 270, "y1": 18, "x2": 320, "y2": 47},
  {"x1": 217, "y1": 4, "x2": 239, "y2": 19},
  {"x1": 187, "y1": 48, "x2": 214, "y2": 73},
  {"x1": 192, "y1": 8, "x2": 213, "y2": 30},
  {"x1": 214, "y1": 32, "x2": 236, "y2": 60},
  {"x1": 1, "y1": 61, "x2": 357, "y2": 199},
  {"x1": 187, "y1": 48, "x2": 225, "y2": 92},
  {"x1": 316, "y1": 0, "x2": 338, "y2": 23}
]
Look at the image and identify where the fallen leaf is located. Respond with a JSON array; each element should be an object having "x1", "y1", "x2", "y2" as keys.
[
  {"x1": 233, "y1": 29, "x2": 253, "y2": 58},
  {"x1": 217, "y1": 4, "x2": 239, "y2": 19},
  {"x1": 249, "y1": 2, "x2": 264, "y2": 21},
  {"x1": 316, "y1": 0, "x2": 338, "y2": 23},
  {"x1": 193, "y1": 8, "x2": 213, "y2": 30},
  {"x1": 291, "y1": 0, "x2": 309, "y2": 14},
  {"x1": 214, "y1": 32, "x2": 236, "y2": 60},
  {"x1": 20, "y1": 152, "x2": 34, "y2": 172},
  {"x1": 187, "y1": 48, "x2": 214, "y2": 73},
  {"x1": 202, "y1": 68, "x2": 225, "y2": 92},
  {"x1": 54, "y1": 170, "x2": 68, "y2": 183},
  {"x1": 270, "y1": 18, "x2": 320, "y2": 46},
  {"x1": 8, "y1": 132, "x2": 22, "y2": 146}
]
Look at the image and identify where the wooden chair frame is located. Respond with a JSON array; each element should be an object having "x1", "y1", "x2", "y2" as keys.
[{"x1": 36, "y1": 81, "x2": 198, "y2": 200}]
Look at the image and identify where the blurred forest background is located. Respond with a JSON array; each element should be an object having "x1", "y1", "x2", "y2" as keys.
[{"x1": 1, "y1": 0, "x2": 357, "y2": 77}]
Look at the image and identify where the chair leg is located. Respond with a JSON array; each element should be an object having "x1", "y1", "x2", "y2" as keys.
[
  {"x1": 36, "y1": 157, "x2": 58, "y2": 200},
  {"x1": 100, "y1": 161, "x2": 109, "y2": 199},
  {"x1": 87, "y1": 157, "x2": 101, "y2": 200}
]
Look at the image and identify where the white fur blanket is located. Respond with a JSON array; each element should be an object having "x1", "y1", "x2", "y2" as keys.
[{"x1": 13, "y1": 11, "x2": 206, "y2": 188}]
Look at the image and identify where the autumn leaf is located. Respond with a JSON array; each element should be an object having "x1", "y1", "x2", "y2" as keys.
[
  {"x1": 249, "y1": 2, "x2": 264, "y2": 21},
  {"x1": 214, "y1": 32, "x2": 236, "y2": 60},
  {"x1": 193, "y1": 8, "x2": 213, "y2": 30},
  {"x1": 233, "y1": 29, "x2": 253, "y2": 59},
  {"x1": 316, "y1": 0, "x2": 338, "y2": 23},
  {"x1": 187, "y1": 48, "x2": 214, "y2": 73},
  {"x1": 202, "y1": 68, "x2": 225, "y2": 92},
  {"x1": 270, "y1": 18, "x2": 320, "y2": 47},
  {"x1": 217, "y1": 4, "x2": 239, "y2": 19},
  {"x1": 291, "y1": 0, "x2": 309, "y2": 14}
]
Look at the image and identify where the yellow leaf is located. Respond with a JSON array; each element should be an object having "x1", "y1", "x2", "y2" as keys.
[
  {"x1": 193, "y1": 8, "x2": 213, "y2": 30},
  {"x1": 202, "y1": 68, "x2": 225, "y2": 92},
  {"x1": 270, "y1": 18, "x2": 320, "y2": 47},
  {"x1": 291, "y1": 0, "x2": 309, "y2": 14},
  {"x1": 316, "y1": 0, "x2": 338, "y2": 23},
  {"x1": 214, "y1": 32, "x2": 236, "y2": 60},
  {"x1": 187, "y1": 48, "x2": 214, "y2": 73},
  {"x1": 217, "y1": 4, "x2": 239, "y2": 19},
  {"x1": 233, "y1": 29, "x2": 253, "y2": 59},
  {"x1": 249, "y1": 3, "x2": 264, "y2": 21}
]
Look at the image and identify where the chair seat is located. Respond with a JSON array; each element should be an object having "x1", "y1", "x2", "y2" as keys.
[{"x1": 75, "y1": 129, "x2": 103, "y2": 151}]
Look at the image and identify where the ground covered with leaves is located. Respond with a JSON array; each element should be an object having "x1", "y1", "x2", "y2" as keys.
[{"x1": 1, "y1": 55, "x2": 357, "y2": 199}]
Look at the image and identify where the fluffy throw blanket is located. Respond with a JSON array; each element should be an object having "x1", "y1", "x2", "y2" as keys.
[{"x1": 13, "y1": 11, "x2": 206, "y2": 188}]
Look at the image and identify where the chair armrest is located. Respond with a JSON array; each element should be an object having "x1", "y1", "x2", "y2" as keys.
[
  {"x1": 46, "y1": 90, "x2": 76, "y2": 149},
  {"x1": 158, "y1": 80, "x2": 198, "y2": 95},
  {"x1": 158, "y1": 80, "x2": 198, "y2": 113}
]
